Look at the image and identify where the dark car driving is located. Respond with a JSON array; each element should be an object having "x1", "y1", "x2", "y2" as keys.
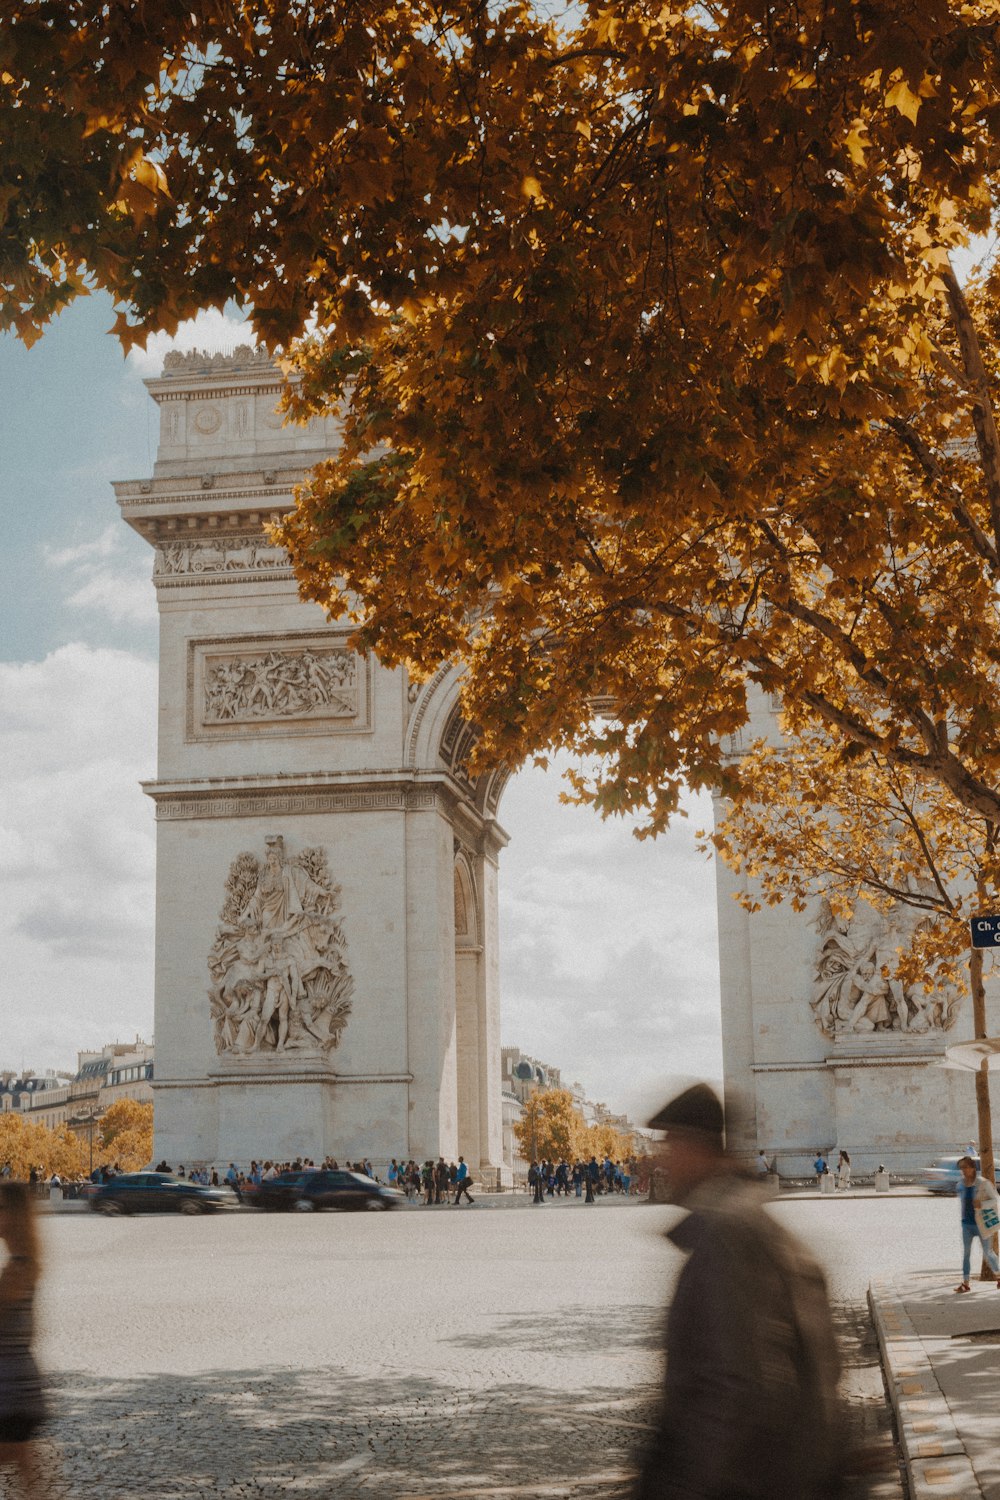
[
  {"x1": 88, "y1": 1172, "x2": 229, "y2": 1215},
  {"x1": 246, "y1": 1169, "x2": 404, "y2": 1212}
]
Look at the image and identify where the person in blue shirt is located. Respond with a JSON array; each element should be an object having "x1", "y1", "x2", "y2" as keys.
[
  {"x1": 453, "y1": 1157, "x2": 475, "y2": 1205},
  {"x1": 813, "y1": 1152, "x2": 827, "y2": 1181},
  {"x1": 955, "y1": 1155, "x2": 1000, "y2": 1293}
]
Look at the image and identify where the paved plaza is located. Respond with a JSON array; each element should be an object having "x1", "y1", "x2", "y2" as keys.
[{"x1": 11, "y1": 1193, "x2": 967, "y2": 1498}]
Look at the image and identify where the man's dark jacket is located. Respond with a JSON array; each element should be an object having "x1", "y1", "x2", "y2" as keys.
[{"x1": 637, "y1": 1175, "x2": 841, "y2": 1500}]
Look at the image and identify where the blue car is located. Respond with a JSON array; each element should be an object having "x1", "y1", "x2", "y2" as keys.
[
  {"x1": 922, "y1": 1156, "x2": 998, "y2": 1194},
  {"x1": 88, "y1": 1172, "x2": 229, "y2": 1215}
]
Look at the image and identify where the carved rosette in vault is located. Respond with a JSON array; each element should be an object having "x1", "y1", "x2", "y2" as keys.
[
  {"x1": 811, "y1": 896, "x2": 960, "y2": 1040},
  {"x1": 208, "y1": 836, "x2": 354, "y2": 1057}
]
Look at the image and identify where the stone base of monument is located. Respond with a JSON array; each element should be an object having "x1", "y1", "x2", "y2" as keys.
[{"x1": 153, "y1": 1064, "x2": 413, "y2": 1168}]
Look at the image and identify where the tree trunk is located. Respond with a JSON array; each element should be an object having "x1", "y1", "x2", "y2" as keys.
[{"x1": 969, "y1": 946, "x2": 997, "y2": 1277}]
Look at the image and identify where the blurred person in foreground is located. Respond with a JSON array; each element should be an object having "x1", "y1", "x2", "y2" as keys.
[
  {"x1": 0, "y1": 1182, "x2": 47, "y2": 1498},
  {"x1": 636, "y1": 1085, "x2": 842, "y2": 1500}
]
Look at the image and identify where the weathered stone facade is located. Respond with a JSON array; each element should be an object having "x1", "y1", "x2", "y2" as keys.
[
  {"x1": 715, "y1": 690, "x2": 999, "y2": 1174},
  {"x1": 117, "y1": 349, "x2": 506, "y2": 1173}
]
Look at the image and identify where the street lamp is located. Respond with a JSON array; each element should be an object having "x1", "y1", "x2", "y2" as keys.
[{"x1": 74, "y1": 1107, "x2": 100, "y2": 1175}]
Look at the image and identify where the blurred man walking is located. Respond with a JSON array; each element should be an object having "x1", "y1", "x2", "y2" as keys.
[{"x1": 636, "y1": 1084, "x2": 841, "y2": 1500}]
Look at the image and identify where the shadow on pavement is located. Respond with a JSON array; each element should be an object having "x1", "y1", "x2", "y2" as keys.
[
  {"x1": 444, "y1": 1305, "x2": 663, "y2": 1356},
  {"x1": 38, "y1": 1366, "x2": 654, "y2": 1500}
]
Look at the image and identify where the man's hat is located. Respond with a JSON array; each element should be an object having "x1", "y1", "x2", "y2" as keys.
[{"x1": 646, "y1": 1083, "x2": 724, "y2": 1143}]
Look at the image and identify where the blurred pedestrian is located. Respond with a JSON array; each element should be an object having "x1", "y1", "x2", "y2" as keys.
[
  {"x1": 636, "y1": 1084, "x2": 841, "y2": 1500},
  {"x1": 0, "y1": 1182, "x2": 48, "y2": 1499},
  {"x1": 754, "y1": 1150, "x2": 769, "y2": 1178},
  {"x1": 836, "y1": 1151, "x2": 851, "y2": 1191},
  {"x1": 812, "y1": 1149, "x2": 827, "y2": 1182},
  {"x1": 954, "y1": 1154, "x2": 1000, "y2": 1293}
]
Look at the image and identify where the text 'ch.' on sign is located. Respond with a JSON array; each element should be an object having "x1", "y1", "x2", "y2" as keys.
[{"x1": 970, "y1": 915, "x2": 1000, "y2": 949}]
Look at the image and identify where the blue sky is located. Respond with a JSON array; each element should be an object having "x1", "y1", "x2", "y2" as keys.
[{"x1": 0, "y1": 294, "x2": 722, "y2": 1116}]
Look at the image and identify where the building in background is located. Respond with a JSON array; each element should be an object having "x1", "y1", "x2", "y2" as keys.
[
  {"x1": 0, "y1": 1040, "x2": 154, "y2": 1137},
  {"x1": 0, "y1": 1072, "x2": 74, "y2": 1131}
]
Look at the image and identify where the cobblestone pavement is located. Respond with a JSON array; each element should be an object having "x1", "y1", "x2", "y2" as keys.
[{"x1": 11, "y1": 1194, "x2": 959, "y2": 1498}]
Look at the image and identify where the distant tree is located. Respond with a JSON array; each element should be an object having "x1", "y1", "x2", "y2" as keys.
[
  {"x1": 586, "y1": 1122, "x2": 637, "y2": 1163},
  {"x1": 97, "y1": 1099, "x2": 154, "y2": 1167},
  {"x1": 0, "y1": 1114, "x2": 88, "y2": 1180},
  {"x1": 513, "y1": 1088, "x2": 588, "y2": 1163}
]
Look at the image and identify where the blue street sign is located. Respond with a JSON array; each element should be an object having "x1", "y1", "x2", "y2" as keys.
[{"x1": 971, "y1": 915, "x2": 1000, "y2": 949}]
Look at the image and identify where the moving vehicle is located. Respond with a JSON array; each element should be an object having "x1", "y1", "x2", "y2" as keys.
[
  {"x1": 88, "y1": 1173, "x2": 229, "y2": 1215},
  {"x1": 922, "y1": 1155, "x2": 999, "y2": 1194},
  {"x1": 245, "y1": 1169, "x2": 404, "y2": 1212}
]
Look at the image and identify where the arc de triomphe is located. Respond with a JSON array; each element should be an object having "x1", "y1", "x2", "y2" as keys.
[{"x1": 117, "y1": 348, "x2": 507, "y2": 1174}]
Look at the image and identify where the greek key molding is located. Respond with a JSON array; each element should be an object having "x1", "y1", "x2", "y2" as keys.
[{"x1": 751, "y1": 1055, "x2": 940, "y2": 1072}]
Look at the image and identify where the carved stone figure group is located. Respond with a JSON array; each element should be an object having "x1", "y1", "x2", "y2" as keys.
[
  {"x1": 208, "y1": 837, "x2": 354, "y2": 1056},
  {"x1": 811, "y1": 896, "x2": 959, "y2": 1038},
  {"x1": 204, "y1": 649, "x2": 356, "y2": 723},
  {"x1": 155, "y1": 538, "x2": 288, "y2": 577}
]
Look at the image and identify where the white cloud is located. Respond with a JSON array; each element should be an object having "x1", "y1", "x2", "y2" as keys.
[
  {"x1": 0, "y1": 645, "x2": 725, "y2": 1111},
  {"x1": 0, "y1": 644, "x2": 158, "y2": 1071},
  {"x1": 44, "y1": 524, "x2": 157, "y2": 627},
  {"x1": 127, "y1": 308, "x2": 257, "y2": 377},
  {"x1": 498, "y1": 757, "x2": 724, "y2": 1121}
]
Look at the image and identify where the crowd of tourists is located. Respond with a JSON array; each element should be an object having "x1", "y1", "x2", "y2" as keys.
[
  {"x1": 141, "y1": 1153, "x2": 643, "y2": 1205},
  {"x1": 527, "y1": 1156, "x2": 638, "y2": 1203}
]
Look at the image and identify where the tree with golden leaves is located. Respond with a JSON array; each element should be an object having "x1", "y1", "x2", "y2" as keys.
[
  {"x1": 97, "y1": 1099, "x2": 154, "y2": 1170},
  {"x1": 586, "y1": 1121, "x2": 637, "y2": 1165},
  {"x1": 513, "y1": 1087, "x2": 588, "y2": 1163},
  {"x1": 7, "y1": 3, "x2": 1000, "y2": 841},
  {"x1": 0, "y1": 1114, "x2": 89, "y2": 1180}
]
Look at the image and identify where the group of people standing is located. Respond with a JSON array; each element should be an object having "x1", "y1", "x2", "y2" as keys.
[{"x1": 527, "y1": 1156, "x2": 635, "y2": 1203}]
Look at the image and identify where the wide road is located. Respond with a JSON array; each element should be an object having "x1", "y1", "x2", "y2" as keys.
[{"x1": 20, "y1": 1193, "x2": 963, "y2": 1499}]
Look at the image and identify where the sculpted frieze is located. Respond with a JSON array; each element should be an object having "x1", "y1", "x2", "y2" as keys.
[
  {"x1": 208, "y1": 836, "x2": 354, "y2": 1057},
  {"x1": 154, "y1": 537, "x2": 289, "y2": 577},
  {"x1": 204, "y1": 648, "x2": 357, "y2": 724},
  {"x1": 811, "y1": 896, "x2": 960, "y2": 1039}
]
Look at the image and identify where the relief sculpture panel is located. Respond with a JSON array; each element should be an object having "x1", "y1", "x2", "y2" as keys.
[
  {"x1": 204, "y1": 648, "x2": 356, "y2": 724},
  {"x1": 208, "y1": 835, "x2": 354, "y2": 1057},
  {"x1": 187, "y1": 634, "x2": 370, "y2": 740},
  {"x1": 811, "y1": 896, "x2": 960, "y2": 1039}
]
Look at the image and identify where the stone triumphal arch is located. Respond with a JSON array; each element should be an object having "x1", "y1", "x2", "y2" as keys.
[
  {"x1": 119, "y1": 345, "x2": 986, "y2": 1179},
  {"x1": 118, "y1": 348, "x2": 508, "y2": 1173}
]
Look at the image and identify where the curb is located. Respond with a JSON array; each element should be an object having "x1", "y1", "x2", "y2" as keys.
[{"x1": 868, "y1": 1277, "x2": 982, "y2": 1500}]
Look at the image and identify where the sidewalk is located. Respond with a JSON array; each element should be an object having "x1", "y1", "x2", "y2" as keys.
[
  {"x1": 869, "y1": 1270, "x2": 1000, "y2": 1499},
  {"x1": 779, "y1": 1185, "x2": 929, "y2": 1200}
]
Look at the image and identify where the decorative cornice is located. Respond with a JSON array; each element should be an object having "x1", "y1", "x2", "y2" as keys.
[
  {"x1": 154, "y1": 1071, "x2": 414, "y2": 1088},
  {"x1": 116, "y1": 478, "x2": 300, "y2": 504},
  {"x1": 752, "y1": 1054, "x2": 941, "y2": 1072},
  {"x1": 148, "y1": 785, "x2": 441, "y2": 821}
]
